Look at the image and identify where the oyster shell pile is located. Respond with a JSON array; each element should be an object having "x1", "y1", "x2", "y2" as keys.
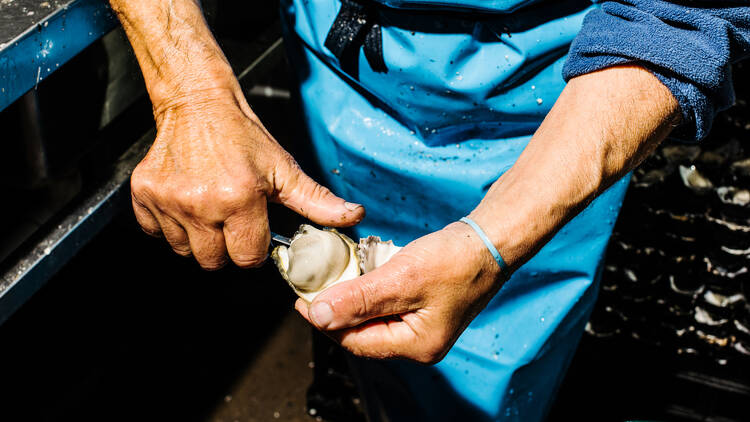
[
  {"x1": 594, "y1": 133, "x2": 750, "y2": 366},
  {"x1": 271, "y1": 225, "x2": 401, "y2": 302}
]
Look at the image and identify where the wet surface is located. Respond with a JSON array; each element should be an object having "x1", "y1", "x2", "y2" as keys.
[
  {"x1": 1, "y1": 2, "x2": 749, "y2": 420},
  {"x1": 0, "y1": 0, "x2": 68, "y2": 46},
  {"x1": 206, "y1": 310, "x2": 314, "y2": 422}
]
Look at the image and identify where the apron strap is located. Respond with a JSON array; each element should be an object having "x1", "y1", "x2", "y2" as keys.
[{"x1": 324, "y1": 0, "x2": 388, "y2": 77}]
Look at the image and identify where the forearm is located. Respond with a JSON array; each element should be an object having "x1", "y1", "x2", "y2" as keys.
[
  {"x1": 564, "y1": 1, "x2": 750, "y2": 142},
  {"x1": 470, "y1": 65, "x2": 680, "y2": 272},
  {"x1": 109, "y1": 0, "x2": 240, "y2": 115}
]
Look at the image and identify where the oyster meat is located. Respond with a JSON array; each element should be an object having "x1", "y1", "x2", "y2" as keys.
[{"x1": 271, "y1": 225, "x2": 401, "y2": 302}]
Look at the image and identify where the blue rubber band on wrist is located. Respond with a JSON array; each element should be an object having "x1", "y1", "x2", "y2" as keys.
[{"x1": 459, "y1": 217, "x2": 506, "y2": 270}]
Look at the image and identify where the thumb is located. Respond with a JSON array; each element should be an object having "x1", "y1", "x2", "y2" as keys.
[
  {"x1": 306, "y1": 257, "x2": 423, "y2": 330},
  {"x1": 273, "y1": 157, "x2": 365, "y2": 227}
]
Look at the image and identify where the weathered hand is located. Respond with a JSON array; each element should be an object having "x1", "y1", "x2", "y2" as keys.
[
  {"x1": 131, "y1": 89, "x2": 365, "y2": 269},
  {"x1": 295, "y1": 222, "x2": 504, "y2": 364}
]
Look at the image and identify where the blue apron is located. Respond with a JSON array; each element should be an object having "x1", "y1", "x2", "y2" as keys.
[{"x1": 280, "y1": 0, "x2": 630, "y2": 420}]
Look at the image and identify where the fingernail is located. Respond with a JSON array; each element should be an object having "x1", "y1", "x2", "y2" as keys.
[
  {"x1": 344, "y1": 201, "x2": 362, "y2": 211},
  {"x1": 310, "y1": 301, "x2": 334, "y2": 328}
]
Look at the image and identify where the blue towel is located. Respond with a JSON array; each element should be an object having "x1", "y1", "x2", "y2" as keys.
[{"x1": 563, "y1": 1, "x2": 750, "y2": 141}]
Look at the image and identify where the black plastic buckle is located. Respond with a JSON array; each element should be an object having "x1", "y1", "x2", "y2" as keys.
[{"x1": 324, "y1": 0, "x2": 388, "y2": 78}]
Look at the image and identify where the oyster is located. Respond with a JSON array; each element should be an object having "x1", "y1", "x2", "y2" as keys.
[
  {"x1": 679, "y1": 164, "x2": 714, "y2": 194},
  {"x1": 716, "y1": 186, "x2": 750, "y2": 206},
  {"x1": 703, "y1": 290, "x2": 745, "y2": 308},
  {"x1": 730, "y1": 157, "x2": 750, "y2": 177},
  {"x1": 271, "y1": 225, "x2": 401, "y2": 302},
  {"x1": 358, "y1": 235, "x2": 401, "y2": 273}
]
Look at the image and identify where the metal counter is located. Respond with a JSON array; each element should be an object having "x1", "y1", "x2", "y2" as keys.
[
  {"x1": 0, "y1": 0, "x2": 117, "y2": 112},
  {"x1": 0, "y1": 0, "x2": 286, "y2": 325}
]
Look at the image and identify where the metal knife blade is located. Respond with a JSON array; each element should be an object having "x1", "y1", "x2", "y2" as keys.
[{"x1": 271, "y1": 232, "x2": 291, "y2": 247}]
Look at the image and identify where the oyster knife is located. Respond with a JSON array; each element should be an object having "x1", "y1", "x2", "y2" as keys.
[{"x1": 271, "y1": 231, "x2": 291, "y2": 247}]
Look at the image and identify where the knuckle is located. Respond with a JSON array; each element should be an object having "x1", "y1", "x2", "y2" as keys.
[
  {"x1": 397, "y1": 256, "x2": 421, "y2": 277},
  {"x1": 227, "y1": 229, "x2": 270, "y2": 269},
  {"x1": 309, "y1": 183, "x2": 333, "y2": 202},
  {"x1": 139, "y1": 225, "x2": 162, "y2": 238},
  {"x1": 131, "y1": 192, "x2": 149, "y2": 210},
  {"x1": 172, "y1": 187, "x2": 203, "y2": 205},
  {"x1": 164, "y1": 236, "x2": 192, "y2": 256},
  {"x1": 273, "y1": 154, "x2": 300, "y2": 191},
  {"x1": 232, "y1": 253, "x2": 267, "y2": 268},
  {"x1": 198, "y1": 257, "x2": 228, "y2": 271},
  {"x1": 216, "y1": 185, "x2": 249, "y2": 209},
  {"x1": 130, "y1": 166, "x2": 155, "y2": 195},
  {"x1": 171, "y1": 246, "x2": 193, "y2": 257},
  {"x1": 275, "y1": 151, "x2": 299, "y2": 175},
  {"x1": 192, "y1": 239, "x2": 229, "y2": 270},
  {"x1": 350, "y1": 283, "x2": 371, "y2": 317},
  {"x1": 334, "y1": 282, "x2": 370, "y2": 320},
  {"x1": 171, "y1": 189, "x2": 215, "y2": 219},
  {"x1": 175, "y1": 183, "x2": 256, "y2": 218}
]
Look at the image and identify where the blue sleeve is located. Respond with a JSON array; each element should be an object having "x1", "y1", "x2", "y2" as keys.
[{"x1": 562, "y1": 1, "x2": 750, "y2": 141}]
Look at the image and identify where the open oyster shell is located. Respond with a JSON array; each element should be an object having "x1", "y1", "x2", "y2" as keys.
[
  {"x1": 271, "y1": 225, "x2": 401, "y2": 302},
  {"x1": 679, "y1": 164, "x2": 714, "y2": 193},
  {"x1": 357, "y1": 235, "x2": 401, "y2": 273}
]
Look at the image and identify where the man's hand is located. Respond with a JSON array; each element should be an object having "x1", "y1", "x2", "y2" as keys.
[
  {"x1": 112, "y1": 0, "x2": 364, "y2": 268},
  {"x1": 295, "y1": 222, "x2": 503, "y2": 363},
  {"x1": 295, "y1": 65, "x2": 680, "y2": 363},
  {"x1": 132, "y1": 89, "x2": 364, "y2": 269}
]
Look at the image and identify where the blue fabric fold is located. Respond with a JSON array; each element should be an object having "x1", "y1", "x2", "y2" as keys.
[{"x1": 563, "y1": 1, "x2": 750, "y2": 141}]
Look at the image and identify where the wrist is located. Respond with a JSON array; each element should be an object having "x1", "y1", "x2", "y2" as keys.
[
  {"x1": 110, "y1": 0, "x2": 242, "y2": 119},
  {"x1": 148, "y1": 62, "x2": 242, "y2": 115},
  {"x1": 444, "y1": 221, "x2": 506, "y2": 284},
  {"x1": 150, "y1": 84, "x2": 249, "y2": 127},
  {"x1": 466, "y1": 167, "x2": 570, "y2": 274}
]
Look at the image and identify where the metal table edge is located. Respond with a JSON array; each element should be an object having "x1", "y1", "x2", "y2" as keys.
[
  {"x1": 0, "y1": 0, "x2": 118, "y2": 112},
  {"x1": 0, "y1": 36, "x2": 286, "y2": 326}
]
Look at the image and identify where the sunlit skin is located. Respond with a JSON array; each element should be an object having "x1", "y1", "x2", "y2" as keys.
[
  {"x1": 112, "y1": 0, "x2": 680, "y2": 363},
  {"x1": 111, "y1": 0, "x2": 365, "y2": 270},
  {"x1": 297, "y1": 66, "x2": 680, "y2": 363}
]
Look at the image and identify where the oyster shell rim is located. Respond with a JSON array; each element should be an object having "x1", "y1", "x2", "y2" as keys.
[{"x1": 271, "y1": 226, "x2": 361, "y2": 303}]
